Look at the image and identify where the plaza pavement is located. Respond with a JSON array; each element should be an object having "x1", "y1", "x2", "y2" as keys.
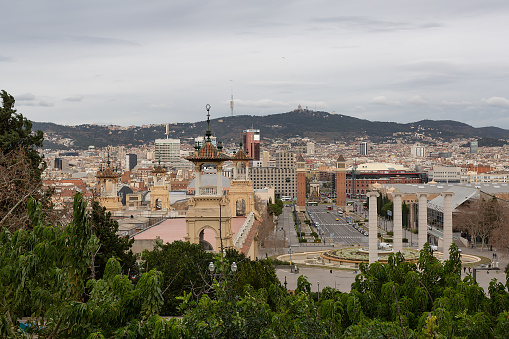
[{"x1": 270, "y1": 206, "x2": 508, "y2": 294}]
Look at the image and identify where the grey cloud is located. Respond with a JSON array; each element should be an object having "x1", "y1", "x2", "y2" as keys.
[
  {"x1": 17, "y1": 100, "x2": 54, "y2": 107},
  {"x1": 311, "y1": 16, "x2": 442, "y2": 32},
  {"x1": 369, "y1": 96, "x2": 402, "y2": 106},
  {"x1": 68, "y1": 35, "x2": 139, "y2": 46},
  {"x1": 14, "y1": 93, "x2": 53, "y2": 107},
  {"x1": 63, "y1": 96, "x2": 83, "y2": 102},
  {"x1": 16, "y1": 93, "x2": 37, "y2": 101},
  {"x1": 482, "y1": 97, "x2": 509, "y2": 108}
]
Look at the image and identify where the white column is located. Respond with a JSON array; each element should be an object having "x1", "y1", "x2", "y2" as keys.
[
  {"x1": 442, "y1": 191, "x2": 454, "y2": 260},
  {"x1": 195, "y1": 164, "x2": 202, "y2": 196},
  {"x1": 245, "y1": 163, "x2": 249, "y2": 181},
  {"x1": 417, "y1": 192, "x2": 428, "y2": 251},
  {"x1": 392, "y1": 190, "x2": 403, "y2": 253},
  {"x1": 233, "y1": 165, "x2": 238, "y2": 181},
  {"x1": 367, "y1": 191, "x2": 379, "y2": 264},
  {"x1": 217, "y1": 164, "x2": 223, "y2": 196}
]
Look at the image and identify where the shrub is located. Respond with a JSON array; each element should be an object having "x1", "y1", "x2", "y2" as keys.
[
  {"x1": 403, "y1": 238, "x2": 408, "y2": 243},
  {"x1": 412, "y1": 229, "x2": 418, "y2": 234},
  {"x1": 386, "y1": 238, "x2": 393, "y2": 243},
  {"x1": 311, "y1": 232, "x2": 318, "y2": 238},
  {"x1": 299, "y1": 238, "x2": 307, "y2": 243},
  {"x1": 387, "y1": 231, "x2": 394, "y2": 236}
]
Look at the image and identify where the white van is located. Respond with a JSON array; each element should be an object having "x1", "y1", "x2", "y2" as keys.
[{"x1": 379, "y1": 242, "x2": 392, "y2": 249}]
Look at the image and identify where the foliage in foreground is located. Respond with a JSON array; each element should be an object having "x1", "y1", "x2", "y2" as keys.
[{"x1": 3, "y1": 194, "x2": 509, "y2": 338}]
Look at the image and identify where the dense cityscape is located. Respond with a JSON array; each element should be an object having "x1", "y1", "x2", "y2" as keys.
[
  {"x1": 4, "y1": 1, "x2": 509, "y2": 337},
  {"x1": 3, "y1": 89, "x2": 509, "y2": 337}
]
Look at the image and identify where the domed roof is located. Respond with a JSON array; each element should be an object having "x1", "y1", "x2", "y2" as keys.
[{"x1": 352, "y1": 162, "x2": 410, "y2": 172}]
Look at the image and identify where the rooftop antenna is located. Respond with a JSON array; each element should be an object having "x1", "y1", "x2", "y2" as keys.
[
  {"x1": 230, "y1": 80, "x2": 234, "y2": 117},
  {"x1": 165, "y1": 123, "x2": 169, "y2": 139},
  {"x1": 205, "y1": 104, "x2": 212, "y2": 142}
]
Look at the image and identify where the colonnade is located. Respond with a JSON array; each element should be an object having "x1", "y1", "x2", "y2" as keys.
[{"x1": 367, "y1": 189, "x2": 454, "y2": 264}]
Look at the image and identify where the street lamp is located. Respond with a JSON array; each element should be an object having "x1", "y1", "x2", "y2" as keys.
[
  {"x1": 317, "y1": 280, "x2": 320, "y2": 300},
  {"x1": 289, "y1": 248, "x2": 293, "y2": 272},
  {"x1": 208, "y1": 261, "x2": 238, "y2": 277}
]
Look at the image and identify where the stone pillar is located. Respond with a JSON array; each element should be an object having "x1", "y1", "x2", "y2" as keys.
[
  {"x1": 217, "y1": 164, "x2": 223, "y2": 196},
  {"x1": 245, "y1": 164, "x2": 249, "y2": 181},
  {"x1": 417, "y1": 192, "x2": 429, "y2": 251},
  {"x1": 392, "y1": 189, "x2": 403, "y2": 253},
  {"x1": 442, "y1": 191, "x2": 454, "y2": 260},
  {"x1": 195, "y1": 164, "x2": 202, "y2": 196},
  {"x1": 367, "y1": 191, "x2": 379, "y2": 264}
]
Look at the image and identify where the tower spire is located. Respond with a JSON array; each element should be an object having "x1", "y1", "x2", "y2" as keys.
[{"x1": 205, "y1": 104, "x2": 212, "y2": 142}]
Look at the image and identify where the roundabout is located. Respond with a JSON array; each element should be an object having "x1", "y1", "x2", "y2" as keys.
[
  {"x1": 322, "y1": 247, "x2": 420, "y2": 264},
  {"x1": 277, "y1": 247, "x2": 482, "y2": 270}
]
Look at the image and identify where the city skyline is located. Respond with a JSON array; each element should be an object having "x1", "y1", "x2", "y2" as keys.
[{"x1": 3, "y1": 1, "x2": 509, "y2": 128}]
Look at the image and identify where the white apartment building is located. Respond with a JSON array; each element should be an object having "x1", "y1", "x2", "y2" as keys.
[
  {"x1": 462, "y1": 172, "x2": 509, "y2": 183},
  {"x1": 155, "y1": 138, "x2": 180, "y2": 163},
  {"x1": 429, "y1": 166, "x2": 461, "y2": 183},
  {"x1": 410, "y1": 144, "x2": 426, "y2": 157}
]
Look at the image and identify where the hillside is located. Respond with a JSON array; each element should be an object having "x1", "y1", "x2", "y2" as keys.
[{"x1": 32, "y1": 110, "x2": 509, "y2": 149}]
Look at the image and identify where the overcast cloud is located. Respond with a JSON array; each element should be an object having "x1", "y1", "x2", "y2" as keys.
[{"x1": 2, "y1": 0, "x2": 509, "y2": 129}]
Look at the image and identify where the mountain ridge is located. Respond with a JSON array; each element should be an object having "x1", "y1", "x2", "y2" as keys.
[{"x1": 32, "y1": 110, "x2": 509, "y2": 149}]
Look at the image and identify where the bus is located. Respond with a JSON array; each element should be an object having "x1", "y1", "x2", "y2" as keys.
[{"x1": 281, "y1": 196, "x2": 292, "y2": 202}]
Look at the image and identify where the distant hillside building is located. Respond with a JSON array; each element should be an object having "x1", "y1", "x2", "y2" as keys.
[
  {"x1": 410, "y1": 144, "x2": 426, "y2": 157},
  {"x1": 359, "y1": 142, "x2": 368, "y2": 156},
  {"x1": 470, "y1": 140, "x2": 478, "y2": 154}
]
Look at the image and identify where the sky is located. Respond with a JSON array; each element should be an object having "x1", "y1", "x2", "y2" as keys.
[{"x1": 2, "y1": 1, "x2": 509, "y2": 129}]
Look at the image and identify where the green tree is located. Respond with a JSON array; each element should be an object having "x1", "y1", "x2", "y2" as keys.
[
  {"x1": 0, "y1": 193, "x2": 99, "y2": 337},
  {"x1": 0, "y1": 91, "x2": 49, "y2": 231},
  {"x1": 89, "y1": 201, "x2": 138, "y2": 280},
  {"x1": 141, "y1": 240, "x2": 214, "y2": 315},
  {"x1": 0, "y1": 90, "x2": 44, "y2": 173}
]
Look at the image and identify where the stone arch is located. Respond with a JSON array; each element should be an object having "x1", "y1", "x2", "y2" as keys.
[
  {"x1": 236, "y1": 198, "x2": 246, "y2": 216},
  {"x1": 199, "y1": 226, "x2": 217, "y2": 251},
  {"x1": 154, "y1": 198, "x2": 162, "y2": 210}
]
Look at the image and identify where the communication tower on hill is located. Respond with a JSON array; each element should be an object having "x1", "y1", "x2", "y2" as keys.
[{"x1": 230, "y1": 80, "x2": 234, "y2": 116}]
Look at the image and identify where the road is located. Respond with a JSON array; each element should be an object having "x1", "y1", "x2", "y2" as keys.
[{"x1": 307, "y1": 205, "x2": 367, "y2": 245}]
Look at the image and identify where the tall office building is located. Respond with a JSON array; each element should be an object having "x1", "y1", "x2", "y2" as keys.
[
  {"x1": 125, "y1": 154, "x2": 137, "y2": 171},
  {"x1": 360, "y1": 142, "x2": 368, "y2": 156},
  {"x1": 243, "y1": 129, "x2": 260, "y2": 161},
  {"x1": 470, "y1": 140, "x2": 478, "y2": 154},
  {"x1": 155, "y1": 138, "x2": 180, "y2": 163},
  {"x1": 410, "y1": 144, "x2": 426, "y2": 157},
  {"x1": 54, "y1": 158, "x2": 69, "y2": 171}
]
